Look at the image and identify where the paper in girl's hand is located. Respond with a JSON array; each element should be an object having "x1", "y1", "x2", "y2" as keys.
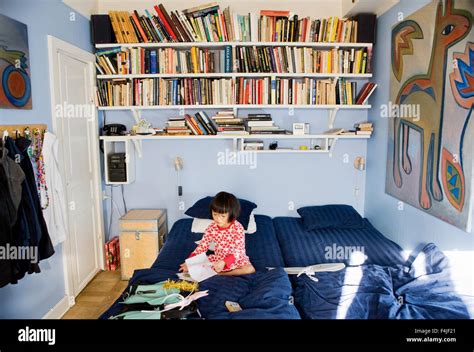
[{"x1": 185, "y1": 253, "x2": 217, "y2": 282}]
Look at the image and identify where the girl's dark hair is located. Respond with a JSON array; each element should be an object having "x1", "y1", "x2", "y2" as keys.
[{"x1": 209, "y1": 192, "x2": 240, "y2": 222}]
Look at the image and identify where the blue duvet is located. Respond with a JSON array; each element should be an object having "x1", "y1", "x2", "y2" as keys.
[
  {"x1": 291, "y1": 243, "x2": 473, "y2": 319},
  {"x1": 100, "y1": 215, "x2": 300, "y2": 319}
]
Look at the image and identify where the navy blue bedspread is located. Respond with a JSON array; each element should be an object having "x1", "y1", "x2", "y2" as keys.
[
  {"x1": 100, "y1": 215, "x2": 299, "y2": 319},
  {"x1": 389, "y1": 243, "x2": 473, "y2": 319},
  {"x1": 291, "y1": 242, "x2": 473, "y2": 319}
]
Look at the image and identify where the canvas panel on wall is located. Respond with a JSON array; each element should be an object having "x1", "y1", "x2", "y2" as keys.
[
  {"x1": 0, "y1": 13, "x2": 32, "y2": 109},
  {"x1": 386, "y1": 0, "x2": 473, "y2": 231}
]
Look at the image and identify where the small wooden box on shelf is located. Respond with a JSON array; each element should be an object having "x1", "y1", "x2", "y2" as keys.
[{"x1": 119, "y1": 209, "x2": 167, "y2": 280}]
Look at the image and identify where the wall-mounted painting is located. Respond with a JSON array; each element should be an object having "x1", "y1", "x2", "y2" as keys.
[
  {"x1": 0, "y1": 14, "x2": 32, "y2": 109},
  {"x1": 386, "y1": 0, "x2": 473, "y2": 231}
]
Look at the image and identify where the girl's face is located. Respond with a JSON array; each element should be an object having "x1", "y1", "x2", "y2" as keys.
[{"x1": 212, "y1": 211, "x2": 231, "y2": 228}]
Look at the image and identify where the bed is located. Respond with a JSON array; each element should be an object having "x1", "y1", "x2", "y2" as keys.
[
  {"x1": 100, "y1": 215, "x2": 300, "y2": 319},
  {"x1": 273, "y1": 216, "x2": 473, "y2": 319}
]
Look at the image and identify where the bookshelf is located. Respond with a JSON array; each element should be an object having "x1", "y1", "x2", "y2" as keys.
[
  {"x1": 94, "y1": 4, "x2": 376, "y2": 184},
  {"x1": 95, "y1": 40, "x2": 374, "y2": 110}
]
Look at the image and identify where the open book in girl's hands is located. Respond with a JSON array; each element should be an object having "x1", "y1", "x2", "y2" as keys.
[{"x1": 178, "y1": 253, "x2": 217, "y2": 282}]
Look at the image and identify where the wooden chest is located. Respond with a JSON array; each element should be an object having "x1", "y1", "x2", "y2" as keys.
[{"x1": 119, "y1": 209, "x2": 167, "y2": 280}]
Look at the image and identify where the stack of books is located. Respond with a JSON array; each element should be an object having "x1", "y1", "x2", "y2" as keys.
[
  {"x1": 246, "y1": 114, "x2": 289, "y2": 135},
  {"x1": 354, "y1": 122, "x2": 373, "y2": 135},
  {"x1": 165, "y1": 117, "x2": 192, "y2": 135},
  {"x1": 211, "y1": 111, "x2": 248, "y2": 135},
  {"x1": 242, "y1": 140, "x2": 264, "y2": 150},
  {"x1": 323, "y1": 122, "x2": 373, "y2": 136},
  {"x1": 102, "y1": 4, "x2": 367, "y2": 44}
]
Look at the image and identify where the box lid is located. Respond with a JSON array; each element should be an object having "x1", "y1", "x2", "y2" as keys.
[{"x1": 120, "y1": 209, "x2": 166, "y2": 221}]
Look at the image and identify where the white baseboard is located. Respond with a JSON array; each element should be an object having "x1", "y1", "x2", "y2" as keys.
[{"x1": 42, "y1": 296, "x2": 73, "y2": 319}]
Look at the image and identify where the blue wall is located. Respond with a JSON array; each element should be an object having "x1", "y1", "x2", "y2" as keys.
[
  {"x1": 364, "y1": 0, "x2": 474, "y2": 286},
  {"x1": 104, "y1": 108, "x2": 369, "y2": 239},
  {"x1": 0, "y1": 0, "x2": 92, "y2": 318}
]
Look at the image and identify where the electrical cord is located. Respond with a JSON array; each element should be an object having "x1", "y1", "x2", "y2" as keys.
[
  {"x1": 121, "y1": 184, "x2": 127, "y2": 213},
  {"x1": 107, "y1": 185, "x2": 125, "y2": 240}
]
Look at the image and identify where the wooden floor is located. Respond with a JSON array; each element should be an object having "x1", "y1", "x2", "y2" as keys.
[{"x1": 62, "y1": 270, "x2": 128, "y2": 319}]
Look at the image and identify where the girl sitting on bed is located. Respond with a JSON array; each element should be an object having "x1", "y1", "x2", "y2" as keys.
[{"x1": 179, "y1": 192, "x2": 256, "y2": 276}]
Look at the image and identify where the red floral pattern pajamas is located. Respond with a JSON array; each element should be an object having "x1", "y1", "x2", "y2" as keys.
[{"x1": 189, "y1": 220, "x2": 251, "y2": 272}]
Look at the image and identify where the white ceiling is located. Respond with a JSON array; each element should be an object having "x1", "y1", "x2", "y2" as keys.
[{"x1": 63, "y1": 0, "x2": 399, "y2": 19}]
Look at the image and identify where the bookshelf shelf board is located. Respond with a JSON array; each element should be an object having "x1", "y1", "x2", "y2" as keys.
[
  {"x1": 97, "y1": 104, "x2": 371, "y2": 110},
  {"x1": 95, "y1": 42, "x2": 373, "y2": 49},
  {"x1": 239, "y1": 149, "x2": 330, "y2": 154},
  {"x1": 99, "y1": 134, "x2": 370, "y2": 142},
  {"x1": 97, "y1": 73, "x2": 372, "y2": 79}
]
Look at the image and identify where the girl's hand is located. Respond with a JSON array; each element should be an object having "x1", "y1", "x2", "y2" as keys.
[
  {"x1": 179, "y1": 263, "x2": 188, "y2": 273},
  {"x1": 213, "y1": 260, "x2": 225, "y2": 273}
]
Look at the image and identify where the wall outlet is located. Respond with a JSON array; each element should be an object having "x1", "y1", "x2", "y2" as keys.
[{"x1": 354, "y1": 186, "x2": 360, "y2": 196}]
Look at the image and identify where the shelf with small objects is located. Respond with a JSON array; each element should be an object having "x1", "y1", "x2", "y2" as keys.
[{"x1": 99, "y1": 111, "x2": 373, "y2": 158}]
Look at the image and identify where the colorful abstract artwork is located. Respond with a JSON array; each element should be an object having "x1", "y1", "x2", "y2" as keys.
[
  {"x1": 386, "y1": 0, "x2": 474, "y2": 231},
  {"x1": 0, "y1": 14, "x2": 32, "y2": 109}
]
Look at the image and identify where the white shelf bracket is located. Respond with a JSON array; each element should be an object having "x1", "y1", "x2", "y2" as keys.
[
  {"x1": 131, "y1": 109, "x2": 142, "y2": 124},
  {"x1": 232, "y1": 137, "x2": 239, "y2": 153},
  {"x1": 328, "y1": 107, "x2": 340, "y2": 129},
  {"x1": 328, "y1": 137, "x2": 339, "y2": 157},
  {"x1": 132, "y1": 139, "x2": 143, "y2": 158}
]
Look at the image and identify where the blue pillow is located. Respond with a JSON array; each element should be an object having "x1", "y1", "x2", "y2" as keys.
[
  {"x1": 297, "y1": 204, "x2": 366, "y2": 231},
  {"x1": 185, "y1": 196, "x2": 257, "y2": 229}
]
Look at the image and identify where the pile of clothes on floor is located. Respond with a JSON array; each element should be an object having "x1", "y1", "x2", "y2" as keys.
[{"x1": 109, "y1": 279, "x2": 208, "y2": 319}]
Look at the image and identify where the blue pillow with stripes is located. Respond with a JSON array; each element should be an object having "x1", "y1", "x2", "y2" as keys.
[
  {"x1": 185, "y1": 196, "x2": 257, "y2": 229},
  {"x1": 297, "y1": 204, "x2": 366, "y2": 231}
]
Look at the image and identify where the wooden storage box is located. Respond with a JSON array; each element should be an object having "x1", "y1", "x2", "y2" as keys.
[{"x1": 119, "y1": 209, "x2": 167, "y2": 280}]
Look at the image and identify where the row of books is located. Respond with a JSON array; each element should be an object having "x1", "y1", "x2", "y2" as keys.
[
  {"x1": 96, "y1": 77, "x2": 376, "y2": 107},
  {"x1": 97, "y1": 78, "x2": 235, "y2": 106},
  {"x1": 234, "y1": 46, "x2": 370, "y2": 74},
  {"x1": 95, "y1": 46, "x2": 229, "y2": 75},
  {"x1": 259, "y1": 13, "x2": 358, "y2": 43},
  {"x1": 165, "y1": 110, "x2": 248, "y2": 135},
  {"x1": 105, "y1": 3, "x2": 367, "y2": 44},
  {"x1": 164, "y1": 111, "x2": 291, "y2": 136},
  {"x1": 235, "y1": 77, "x2": 373, "y2": 105},
  {"x1": 96, "y1": 45, "x2": 371, "y2": 75}
]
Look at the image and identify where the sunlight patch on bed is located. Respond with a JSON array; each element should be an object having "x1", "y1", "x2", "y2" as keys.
[{"x1": 336, "y1": 265, "x2": 363, "y2": 319}]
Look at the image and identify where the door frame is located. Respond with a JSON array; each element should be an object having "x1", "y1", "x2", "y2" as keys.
[{"x1": 47, "y1": 35, "x2": 105, "y2": 306}]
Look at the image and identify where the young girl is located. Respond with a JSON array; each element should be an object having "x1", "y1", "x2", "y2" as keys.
[{"x1": 180, "y1": 192, "x2": 256, "y2": 276}]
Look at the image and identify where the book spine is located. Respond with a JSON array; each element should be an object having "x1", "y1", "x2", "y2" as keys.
[{"x1": 154, "y1": 5, "x2": 177, "y2": 42}]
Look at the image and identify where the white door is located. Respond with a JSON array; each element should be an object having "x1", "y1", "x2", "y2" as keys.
[{"x1": 48, "y1": 36, "x2": 104, "y2": 300}]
